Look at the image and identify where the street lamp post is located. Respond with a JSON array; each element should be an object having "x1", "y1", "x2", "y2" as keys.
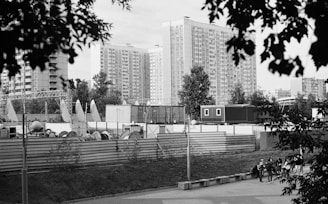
[
  {"x1": 116, "y1": 108, "x2": 120, "y2": 151},
  {"x1": 22, "y1": 63, "x2": 28, "y2": 204},
  {"x1": 183, "y1": 106, "x2": 191, "y2": 181},
  {"x1": 187, "y1": 116, "x2": 191, "y2": 181}
]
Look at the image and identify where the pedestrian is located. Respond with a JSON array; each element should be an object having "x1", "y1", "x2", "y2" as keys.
[
  {"x1": 294, "y1": 154, "x2": 304, "y2": 175},
  {"x1": 251, "y1": 164, "x2": 259, "y2": 178},
  {"x1": 257, "y1": 158, "x2": 265, "y2": 182},
  {"x1": 266, "y1": 157, "x2": 274, "y2": 183},
  {"x1": 276, "y1": 158, "x2": 283, "y2": 175},
  {"x1": 283, "y1": 157, "x2": 291, "y2": 177}
]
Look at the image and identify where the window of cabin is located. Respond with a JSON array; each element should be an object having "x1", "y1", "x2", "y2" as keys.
[
  {"x1": 204, "y1": 109, "x2": 209, "y2": 116},
  {"x1": 216, "y1": 108, "x2": 221, "y2": 116}
]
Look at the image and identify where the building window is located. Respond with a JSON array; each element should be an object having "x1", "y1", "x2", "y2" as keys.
[
  {"x1": 204, "y1": 109, "x2": 209, "y2": 116},
  {"x1": 216, "y1": 108, "x2": 221, "y2": 116}
]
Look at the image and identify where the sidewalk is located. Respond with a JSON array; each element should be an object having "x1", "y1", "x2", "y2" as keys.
[{"x1": 69, "y1": 178, "x2": 296, "y2": 204}]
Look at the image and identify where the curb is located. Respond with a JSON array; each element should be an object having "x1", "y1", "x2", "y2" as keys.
[{"x1": 178, "y1": 172, "x2": 256, "y2": 190}]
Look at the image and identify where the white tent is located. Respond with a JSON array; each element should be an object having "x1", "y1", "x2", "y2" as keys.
[
  {"x1": 60, "y1": 99, "x2": 71, "y2": 123},
  {"x1": 90, "y1": 99, "x2": 101, "y2": 122},
  {"x1": 6, "y1": 99, "x2": 19, "y2": 122},
  {"x1": 75, "y1": 99, "x2": 86, "y2": 122}
]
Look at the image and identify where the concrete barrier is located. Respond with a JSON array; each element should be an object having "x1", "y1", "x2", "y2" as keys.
[{"x1": 178, "y1": 172, "x2": 253, "y2": 190}]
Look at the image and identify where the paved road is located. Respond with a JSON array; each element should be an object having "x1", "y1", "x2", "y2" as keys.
[{"x1": 72, "y1": 178, "x2": 296, "y2": 204}]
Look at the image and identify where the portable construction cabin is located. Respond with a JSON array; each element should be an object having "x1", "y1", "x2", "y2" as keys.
[
  {"x1": 106, "y1": 104, "x2": 185, "y2": 124},
  {"x1": 200, "y1": 104, "x2": 256, "y2": 124}
]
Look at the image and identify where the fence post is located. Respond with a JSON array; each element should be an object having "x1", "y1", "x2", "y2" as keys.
[{"x1": 233, "y1": 125, "x2": 235, "y2": 136}]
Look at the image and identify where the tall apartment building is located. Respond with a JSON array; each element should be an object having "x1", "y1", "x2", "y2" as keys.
[
  {"x1": 100, "y1": 44, "x2": 150, "y2": 103},
  {"x1": 274, "y1": 89, "x2": 291, "y2": 99},
  {"x1": 0, "y1": 53, "x2": 68, "y2": 95},
  {"x1": 162, "y1": 17, "x2": 257, "y2": 105},
  {"x1": 291, "y1": 77, "x2": 326, "y2": 100},
  {"x1": 148, "y1": 47, "x2": 163, "y2": 104}
]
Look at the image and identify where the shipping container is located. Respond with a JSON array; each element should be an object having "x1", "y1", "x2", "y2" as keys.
[
  {"x1": 200, "y1": 104, "x2": 256, "y2": 124},
  {"x1": 106, "y1": 105, "x2": 185, "y2": 124}
]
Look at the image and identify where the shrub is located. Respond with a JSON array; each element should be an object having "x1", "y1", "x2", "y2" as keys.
[{"x1": 47, "y1": 139, "x2": 82, "y2": 171}]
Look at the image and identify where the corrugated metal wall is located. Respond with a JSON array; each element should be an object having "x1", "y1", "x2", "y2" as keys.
[{"x1": 0, "y1": 132, "x2": 255, "y2": 173}]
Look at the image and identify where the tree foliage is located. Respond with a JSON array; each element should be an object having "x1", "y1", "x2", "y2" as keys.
[
  {"x1": 178, "y1": 66, "x2": 215, "y2": 120},
  {"x1": 107, "y1": 90, "x2": 122, "y2": 105},
  {"x1": 248, "y1": 90, "x2": 273, "y2": 123},
  {"x1": 202, "y1": 1, "x2": 328, "y2": 202},
  {"x1": 290, "y1": 94, "x2": 316, "y2": 120},
  {"x1": 203, "y1": 0, "x2": 328, "y2": 76},
  {"x1": 72, "y1": 79, "x2": 90, "y2": 112},
  {"x1": 229, "y1": 83, "x2": 246, "y2": 104},
  {"x1": 11, "y1": 98, "x2": 59, "y2": 114},
  {"x1": 91, "y1": 71, "x2": 111, "y2": 100},
  {"x1": 255, "y1": 95, "x2": 328, "y2": 204},
  {"x1": 0, "y1": 0, "x2": 131, "y2": 85},
  {"x1": 91, "y1": 71, "x2": 121, "y2": 118},
  {"x1": 264, "y1": 99, "x2": 328, "y2": 204},
  {"x1": 248, "y1": 90, "x2": 268, "y2": 106}
]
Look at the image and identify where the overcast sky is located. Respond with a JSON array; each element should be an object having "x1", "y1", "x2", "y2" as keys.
[{"x1": 68, "y1": 0, "x2": 328, "y2": 92}]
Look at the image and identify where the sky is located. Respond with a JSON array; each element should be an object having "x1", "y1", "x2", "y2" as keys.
[{"x1": 68, "y1": 0, "x2": 328, "y2": 92}]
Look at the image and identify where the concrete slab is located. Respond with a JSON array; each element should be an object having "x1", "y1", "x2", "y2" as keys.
[{"x1": 70, "y1": 179, "x2": 296, "y2": 204}]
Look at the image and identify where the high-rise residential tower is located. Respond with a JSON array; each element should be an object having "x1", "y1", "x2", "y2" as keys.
[
  {"x1": 99, "y1": 44, "x2": 150, "y2": 103},
  {"x1": 148, "y1": 47, "x2": 163, "y2": 104},
  {"x1": 291, "y1": 77, "x2": 326, "y2": 100},
  {"x1": 0, "y1": 53, "x2": 68, "y2": 95},
  {"x1": 162, "y1": 17, "x2": 257, "y2": 105}
]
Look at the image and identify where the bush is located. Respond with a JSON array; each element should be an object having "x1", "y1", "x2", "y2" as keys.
[{"x1": 47, "y1": 139, "x2": 82, "y2": 171}]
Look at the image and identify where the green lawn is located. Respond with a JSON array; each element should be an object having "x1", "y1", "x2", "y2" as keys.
[{"x1": 0, "y1": 150, "x2": 301, "y2": 204}]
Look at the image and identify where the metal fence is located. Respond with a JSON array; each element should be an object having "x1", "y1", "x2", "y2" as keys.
[{"x1": 0, "y1": 132, "x2": 256, "y2": 173}]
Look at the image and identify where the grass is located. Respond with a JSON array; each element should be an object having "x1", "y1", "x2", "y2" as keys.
[{"x1": 0, "y1": 149, "x2": 302, "y2": 204}]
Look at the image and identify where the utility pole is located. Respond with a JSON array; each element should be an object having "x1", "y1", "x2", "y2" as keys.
[{"x1": 22, "y1": 62, "x2": 28, "y2": 204}]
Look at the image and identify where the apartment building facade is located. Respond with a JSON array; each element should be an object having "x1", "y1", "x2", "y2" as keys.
[
  {"x1": 100, "y1": 44, "x2": 150, "y2": 103},
  {"x1": 148, "y1": 47, "x2": 163, "y2": 104},
  {"x1": 0, "y1": 53, "x2": 68, "y2": 95},
  {"x1": 291, "y1": 77, "x2": 326, "y2": 100},
  {"x1": 162, "y1": 17, "x2": 257, "y2": 105},
  {"x1": 274, "y1": 89, "x2": 291, "y2": 99}
]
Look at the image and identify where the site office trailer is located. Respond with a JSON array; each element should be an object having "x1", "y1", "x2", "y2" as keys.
[
  {"x1": 106, "y1": 105, "x2": 185, "y2": 124},
  {"x1": 200, "y1": 104, "x2": 256, "y2": 124}
]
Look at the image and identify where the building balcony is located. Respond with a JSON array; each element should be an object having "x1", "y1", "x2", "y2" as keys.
[
  {"x1": 24, "y1": 84, "x2": 32, "y2": 89},
  {"x1": 49, "y1": 76, "x2": 57, "y2": 81},
  {"x1": 24, "y1": 72, "x2": 32, "y2": 76},
  {"x1": 24, "y1": 78, "x2": 32, "y2": 83},
  {"x1": 49, "y1": 72, "x2": 57, "y2": 77}
]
